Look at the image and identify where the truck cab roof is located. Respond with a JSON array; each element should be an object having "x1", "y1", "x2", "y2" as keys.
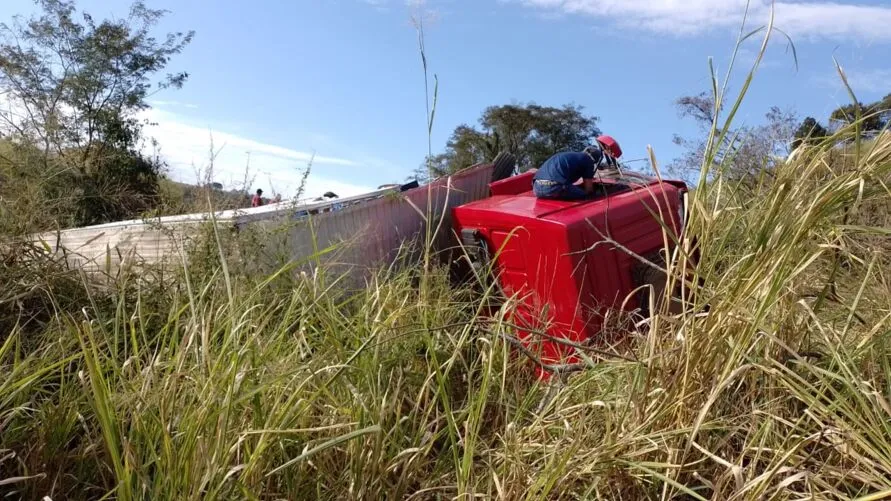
[{"x1": 458, "y1": 170, "x2": 684, "y2": 225}]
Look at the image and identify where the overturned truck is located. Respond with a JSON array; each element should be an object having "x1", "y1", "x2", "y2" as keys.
[{"x1": 34, "y1": 154, "x2": 691, "y2": 377}]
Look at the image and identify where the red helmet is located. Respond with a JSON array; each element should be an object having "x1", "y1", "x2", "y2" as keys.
[{"x1": 596, "y1": 135, "x2": 622, "y2": 159}]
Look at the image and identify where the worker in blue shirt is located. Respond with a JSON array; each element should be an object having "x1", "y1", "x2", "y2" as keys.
[{"x1": 532, "y1": 135, "x2": 623, "y2": 200}]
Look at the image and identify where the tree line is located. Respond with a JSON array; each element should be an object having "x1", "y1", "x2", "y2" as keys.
[
  {"x1": 795, "y1": 94, "x2": 891, "y2": 148},
  {"x1": 424, "y1": 91, "x2": 890, "y2": 182},
  {"x1": 0, "y1": 0, "x2": 192, "y2": 234}
]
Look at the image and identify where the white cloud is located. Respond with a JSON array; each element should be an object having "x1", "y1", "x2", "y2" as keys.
[
  {"x1": 361, "y1": 0, "x2": 429, "y2": 5},
  {"x1": 845, "y1": 69, "x2": 891, "y2": 94},
  {"x1": 1, "y1": 90, "x2": 379, "y2": 199},
  {"x1": 508, "y1": 0, "x2": 891, "y2": 41},
  {"x1": 818, "y1": 67, "x2": 891, "y2": 94},
  {"x1": 139, "y1": 108, "x2": 375, "y2": 199},
  {"x1": 149, "y1": 100, "x2": 199, "y2": 109},
  {"x1": 361, "y1": 0, "x2": 391, "y2": 10},
  {"x1": 362, "y1": 0, "x2": 441, "y2": 19}
]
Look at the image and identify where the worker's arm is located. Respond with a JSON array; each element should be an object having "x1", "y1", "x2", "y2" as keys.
[
  {"x1": 582, "y1": 178, "x2": 595, "y2": 195},
  {"x1": 581, "y1": 149, "x2": 601, "y2": 196}
]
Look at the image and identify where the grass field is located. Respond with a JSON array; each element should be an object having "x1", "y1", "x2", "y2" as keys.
[
  {"x1": 2, "y1": 125, "x2": 890, "y2": 500},
  {"x1": 3, "y1": 26, "x2": 891, "y2": 500}
]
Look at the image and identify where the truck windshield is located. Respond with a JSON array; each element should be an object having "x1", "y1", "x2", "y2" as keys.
[{"x1": 590, "y1": 182, "x2": 631, "y2": 198}]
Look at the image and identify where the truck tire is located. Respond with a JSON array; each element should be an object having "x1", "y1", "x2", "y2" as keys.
[{"x1": 491, "y1": 152, "x2": 516, "y2": 183}]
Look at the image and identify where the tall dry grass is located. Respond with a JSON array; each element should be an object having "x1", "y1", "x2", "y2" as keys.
[
  {"x1": 1, "y1": 128, "x2": 889, "y2": 500},
  {"x1": 3, "y1": 12, "x2": 891, "y2": 501}
]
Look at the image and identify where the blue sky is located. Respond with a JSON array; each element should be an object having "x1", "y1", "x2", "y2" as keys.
[{"x1": 2, "y1": 0, "x2": 890, "y2": 198}]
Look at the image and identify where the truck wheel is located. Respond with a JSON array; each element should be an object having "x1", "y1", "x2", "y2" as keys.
[
  {"x1": 491, "y1": 152, "x2": 516, "y2": 183},
  {"x1": 447, "y1": 247, "x2": 473, "y2": 287}
]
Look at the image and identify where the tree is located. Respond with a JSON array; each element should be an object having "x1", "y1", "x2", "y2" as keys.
[
  {"x1": 829, "y1": 95, "x2": 891, "y2": 133},
  {"x1": 0, "y1": 0, "x2": 193, "y2": 229},
  {"x1": 792, "y1": 117, "x2": 828, "y2": 149},
  {"x1": 670, "y1": 91, "x2": 727, "y2": 178},
  {"x1": 428, "y1": 103, "x2": 600, "y2": 176},
  {"x1": 675, "y1": 92, "x2": 718, "y2": 125},
  {"x1": 670, "y1": 91, "x2": 798, "y2": 181}
]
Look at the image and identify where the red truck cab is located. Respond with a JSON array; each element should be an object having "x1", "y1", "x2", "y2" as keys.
[{"x1": 452, "y1": 170, "x2": 688, "y2": 375}]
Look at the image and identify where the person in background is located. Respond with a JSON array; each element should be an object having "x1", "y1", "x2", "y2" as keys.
[
  {"x1": 272, "y1": 193, "x2": 282, "y2": 204},
  {"x1": 313, "y1": 191, "x2": 339, "y2": 202},
  {"x1": 251, "y1": 188, "x2": 264, "y2": 207},
  {"x1": 532, "y1": 135, "x2": 623, "y2": 200},
  {"x1": 325, "y1": 192, "x2": 344, "y2": 212},
  {"x1": 314, "y1": 191, "x2": 342, "y2": 212}
]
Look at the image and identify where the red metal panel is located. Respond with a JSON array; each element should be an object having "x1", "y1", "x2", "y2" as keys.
[
  {"x1": 452, "y1": 177, "x2": 686, "y2": 375},
  {"x1": 489, "y1": 170, "x2": 535, "y2": 196}
]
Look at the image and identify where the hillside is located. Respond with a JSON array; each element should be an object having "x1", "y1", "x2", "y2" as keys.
[{"x1": 157, "y1": 177, "x2": 255, "y2": 214}]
